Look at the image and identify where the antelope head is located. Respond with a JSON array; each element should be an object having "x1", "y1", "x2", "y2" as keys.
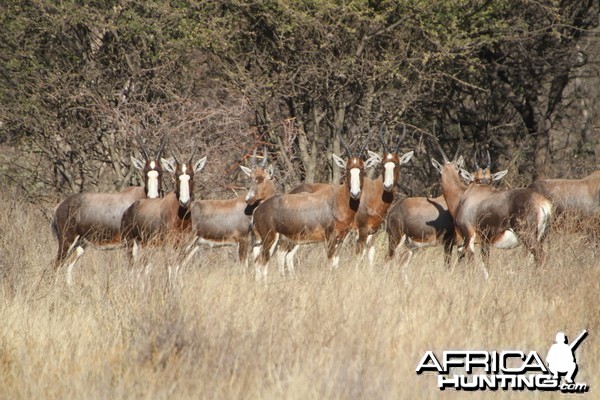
[
  {"x1": 334, "y1": 133, "x2": 379, "y2": 200},
  {"x1": 241, "y1": 147, "x2": 275, "y2": 205},
  {"x1": 162, "y1": 148, "x2": 207, "y2": 207},
  {"x1": 131, "y1": 135, "x2": 167, "y2": 199},
  {"x1": 430, "y1": 135, "x2": 465, "y2": 181},
  {"x1": 460, "y1": 148, "x2": 507, "y2": 185},
  {"x1": 373, "y1": 123, "x2": 414, "y2": 192}
]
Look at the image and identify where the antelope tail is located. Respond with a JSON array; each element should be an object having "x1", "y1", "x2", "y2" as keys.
[{"x1": 537, "y1": 200, "x2": 552, "y2": 242}]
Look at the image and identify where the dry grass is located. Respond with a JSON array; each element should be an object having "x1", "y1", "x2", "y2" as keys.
[{"x1": 0, "y1": 196, "x2": 599, "y2": 399}]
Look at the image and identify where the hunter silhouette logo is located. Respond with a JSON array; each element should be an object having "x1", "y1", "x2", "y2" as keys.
[
  {"x1": 546, "y1": 330, "x2": 587, "y2": 384},
  {"x1": 416, "y1": 330, "x2": 589, "y2": 393}
]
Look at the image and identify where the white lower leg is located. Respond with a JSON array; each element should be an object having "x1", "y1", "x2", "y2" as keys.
[
  {"x1": 251, "y1": 245, "x2": 261, "y2": 262},
  {"x1": 285, "y1": 245, "x2": 299, "y2": 276},
  {"x1": 254, "y1": 263, "x2": 263, "y2": 282},
  {"x1": 183, "y1": 245, "x2": 200, "y2": 267},
  {"x1": 331, "y1": 254, "x2": 340, "y2": 269},
  {"x1": 367, "y1": 245, "x2": 376, "y2": 266},
  {"x1": 132, "y1": 240, "x2": 140, "y2": 261},
  {"x1": 277, "y1": 249, "x2": 286, "y2": 276},
  {"x1": 66, "y1": 246, "x2": 84, "y2": 287}
]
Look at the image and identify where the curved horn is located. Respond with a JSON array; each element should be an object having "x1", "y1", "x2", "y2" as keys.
[
  {"x1": 431, "y1": 120, "x2": 449, "y2": 163},
  {"x1": 433, "y1": 138, "x2": 450, "y2": 163},
  {"x1": 135, "y1": 135, "x2": 150, "y2": 160},
  {"x1": 453, "y1": 124, "x2": 463, "y2": 161},
  {"x1": 394, "y1": 124, "x2": 407, "y2": 154},
  {"x1": 188, "y1": 145, "x2": 199, "y2": 164},
  {"x1": 358, "y1": 128, "x2": 372, "y2": 158},
  {"x1": 259, "y1": 147, "x2": 268, "y2": 168},
  {"x1": 338, "y1": 134, "x2": 352, "y2": 157},
  {"x1": 473, "y1": 142, "x2": 479, "y2": 169},
  {"x1": 156, "y1": 136, "x2": 167, "y2": 160},
  {"x1": 487, "y1": 149, "x2": 492, "y2": 169},
  {"x1": 250, "y1": 148, "x2": 257, "y2": 167},
  {"x1": 378, "y1": 122, "x2": 389, "y2": 153}
]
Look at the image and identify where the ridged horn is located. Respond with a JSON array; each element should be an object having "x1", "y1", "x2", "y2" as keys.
[{"x1": 259, "y1": 147, "x2": 268, "y2": 168}]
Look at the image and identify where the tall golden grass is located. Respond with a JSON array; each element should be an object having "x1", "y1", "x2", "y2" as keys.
[{"x1": 0, "y1": 195, "x2": 598, "y2": 399}]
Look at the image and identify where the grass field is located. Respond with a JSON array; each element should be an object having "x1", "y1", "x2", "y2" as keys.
[{"x1": 0, "y1": 195, "x2": 598, "y2": 399}]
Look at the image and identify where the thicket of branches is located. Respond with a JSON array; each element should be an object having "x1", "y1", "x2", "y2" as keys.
[{"x1": 0, "y1": 0, "x2": 598, "y2": 204}]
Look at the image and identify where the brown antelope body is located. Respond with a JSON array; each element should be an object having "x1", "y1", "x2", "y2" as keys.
[
  {"x1": 51, "y1": 138, "x2": 166, "y2": 269},
  {"x1": 186, "y1": 149, "x2": 276, "y2": 266},
  {"x1": 120, "y1": 153, "x2": 206, "y2": 253},
  {"x1": 528, "y1": 171, "x2": 600, "y2": 215},
  {"x1": 385, "y1": 163, "x2": 508, "y2": 268},
  {"x1": 252, "y1": 151, "x2": 378, "y2": 282},
  {"x1": 291, "y1": 127, "x2": 413, "y2": 265},
  {"x1": 432, "y1": 154, "x2": 552, "y2": 270}
]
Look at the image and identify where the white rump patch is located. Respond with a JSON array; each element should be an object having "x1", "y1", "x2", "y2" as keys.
[
  {"x1": 349, "y1": 168, "x2": 361, "y2": 198},
  {"x1": 493, "y1": 229, "x2": 520, "y2": 249},
  {"x1": 146, "y1": 170, "x2": 160, "y2": 198},
  {"x1": 383, "y1": 162, "x2": 396, "y2": 189},
  {"x1": 178, "y1": 174, "x2": 191, "y2": 205}
]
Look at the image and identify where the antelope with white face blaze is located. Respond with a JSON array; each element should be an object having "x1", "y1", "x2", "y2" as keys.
[
  {"x1": 432, "y1": 144, "x2": 552, "y2": 273},
  {"x1": 51, "y1": 137, "x2": 166, "y2": 272},
  {"x1": 252, "y1": 146, "x2": 379, "y2": 282},
  {"x1": 350, "y1": 128, "x2": 413, "y2": 265},
  {"x1": 185, "y1": 148, "x2": 276, "y2": 267},
  {"x1": 120, "y1": 150, "x2": 206, "y2": 255},
  {"x1": 386, "y1": 151, "x2": 508, "y2": 269}
]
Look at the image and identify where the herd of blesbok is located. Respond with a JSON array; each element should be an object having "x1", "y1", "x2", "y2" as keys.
[{"x1": 51, "y1": 130, "x2": 600, "y2": 284}]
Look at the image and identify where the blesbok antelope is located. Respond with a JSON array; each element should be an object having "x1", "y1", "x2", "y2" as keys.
[
  {"x1": 431, "y1": 146, "x2": 552, "y2": 272},
  {"x1": 184, "y1": 148, "x2": 276, "y2": 267},
  {"x1": 290, "y1": 127, "x2": 413, "y2": 266},
  {"x1": 120, "y1": 149, "x2": 207, "y2": 255},
  {"x1": 528, "y1": 171, "x2": 600, "y2": 215},
  {"x1": 51, "y1": 137, "x2": 167, "y2": 270},
  {"x1": 351, "y1": 146, "x2": 414, "y2": 265},
  {"x1": 386, "y1": 154, "x2": 508, "y2": 269},
  {"x1": 252, "y1": 143, "x2": 379, "y2": 282}
]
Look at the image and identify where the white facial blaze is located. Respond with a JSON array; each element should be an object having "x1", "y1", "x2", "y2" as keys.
[
  {"x1": 245, "y1": 190, "x2": 255, "y2": 202},
  {"x1": 178, "y1": 166, "x2": 191, "y2": 205},
  {"x1": 146, "y1": 170, "x2": 160, "y2": 199},
  {"x1": 383, "y1": 162, "x2": 396, "y2": 189},
  {"x1": 349, "y1": 168, "x2": 361, "y2": 198}
]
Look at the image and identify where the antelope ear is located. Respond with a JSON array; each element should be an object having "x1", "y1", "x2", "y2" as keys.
[
  {"x1": 431, "y1": 158, "x2": 442, "y2": 173},
  {"x1": 194, "y1": 156, "x2": 207, "y2": 173},
  {"x1": 130, "y1": 156, "x2": 145, "y2": 171},
  {"x1": 332, "y1": 153, "x2": 346, "y2": 169},
  {"x1": 456, "y1": 155, "x2": 465, "y2": 168},
  {"x1": 367, "y1": 150, "x2": 382, "y2": 165},
  {"x1": 459, "y1": 168, "x2": 474, "y2": 183},
  {"x1": 240, "y1": 165, "x2": 252, "y2": 177},
  {"x1": 161, "y1": 157, "x2": 177, "y2": 174},
  {"x1": 491, "y1": 169, "x2": 508, "y2": 181},
  {"x1": 267, "y1": 164, "x2": 274, "y2": 179},
  {"x1": 365, "y1": 153, "x2": 380, "y2": 169},
  {"x1": 399, "y1": 151, "x2": 414, "y2": 165}
]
